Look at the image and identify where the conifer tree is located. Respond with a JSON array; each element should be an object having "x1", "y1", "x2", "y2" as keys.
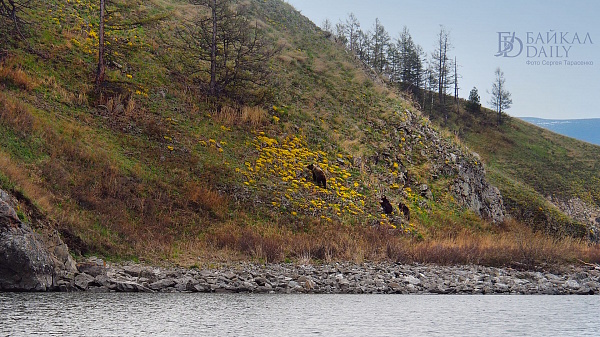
[
  {"x1": 398, "y1": 26, "x2": 423, "y2": 96},
  {"x1": 466, "y1": 87, "x2": 481, "y2": 113},
  {"x1": 371, "y1": 18, "x2": 389, "y2": 73},
  {"x1": 489, "y1": 68, "x2": 512, "y2": 125}
]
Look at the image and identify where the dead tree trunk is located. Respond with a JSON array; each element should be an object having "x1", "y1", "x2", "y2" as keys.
[{"x1": 95, "y1": 0, "x2": 106, "y2": 93}]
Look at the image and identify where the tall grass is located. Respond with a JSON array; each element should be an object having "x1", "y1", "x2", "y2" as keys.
[
  {"x1": 204, "y1": 218, "x2": 600, "y2": 269},
  {"x1": 0, "y1": 61, "x2": 37, "y2": 91},
  {"x1": 213, "y1": 105, "x2": 267, "y2": 127}
]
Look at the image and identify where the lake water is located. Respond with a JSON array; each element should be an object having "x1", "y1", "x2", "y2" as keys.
[{"x1": 1, "y1": 293, "x2": 599, "y2": 336}]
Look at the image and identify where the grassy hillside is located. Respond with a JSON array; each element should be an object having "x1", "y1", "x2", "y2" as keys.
[
  {"x1": 1, "y1": 0, "x2": 598, "y2": 267},
  {"x1": 424, "y1": 103, "x2": 600, "y2": 240}
]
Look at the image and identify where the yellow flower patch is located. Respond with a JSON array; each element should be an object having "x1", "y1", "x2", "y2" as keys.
[{"x1": 240, "y1": 134, "x2": 365, "y2": 220}]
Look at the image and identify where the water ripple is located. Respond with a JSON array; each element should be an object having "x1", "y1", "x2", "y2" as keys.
[{"x1": 1, "y1": 293, "x2": 599, "y2": 336}]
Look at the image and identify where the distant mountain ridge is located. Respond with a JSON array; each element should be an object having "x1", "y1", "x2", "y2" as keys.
[{"x1": 519, "y1": 117, "x2": 600, "y2": 146}]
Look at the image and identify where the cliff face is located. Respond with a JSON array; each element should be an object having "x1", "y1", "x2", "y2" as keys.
[
  {"x1": 549, "y1": 196, "x2": 600, "y2": 242},
  {"x1": 451, "y1": 156, "x2": 505, "y2": 224},
  {"x1": 0, "y1": 189, "x2": 77, "y2": 291},
  {"x1": 370, "y1": 108, "x2": 505, "y2": 224}
]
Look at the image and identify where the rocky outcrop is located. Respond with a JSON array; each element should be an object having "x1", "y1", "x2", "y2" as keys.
[
  {"x1": 451, "y1": 154, "x2": 505, "y2": 223},
  {"x1": 0, "y1": 189, "x2": 77, "y2": 291},
  {"x1": 71, "y1": 259, "x2": 600, "y2": 295},
  {"x1": 375, "y1": 109, "x2": 505, "y2": 223},
  {"x1": 548, "y1": 196, "x2": 600, "y2": 242}
]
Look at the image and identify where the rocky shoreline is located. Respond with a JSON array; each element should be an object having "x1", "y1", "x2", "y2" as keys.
[
  {"x1": 68, "y1": 258, "x2": 600, "y2": 295},
  {"x1": 2, "y1": 189, "x2": 599, "y2": 295}
]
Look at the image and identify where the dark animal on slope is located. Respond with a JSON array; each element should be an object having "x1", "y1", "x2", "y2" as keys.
[
  {"x1": 380, "y1": 196, "x2": 393, "y2": 214},
  {"x1": 399, "y1": 202, "x2": 410, "y2": 221},
  {"x1": 307, "y1": 163, "x2": 327, "y2": 189}
]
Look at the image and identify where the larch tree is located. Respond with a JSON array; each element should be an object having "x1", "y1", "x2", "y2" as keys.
[
  {"x1": 344, "y1": 12, "x2": 360, "y2": 53},
  {"x1": 432, "y1": 25, "x2": 452, "y2": 122},
  {"x1": 172, "y1": 0, "x2": 278, "y2": 105},
  {"x1": 489, "y1": 67, "x2": 512, "y2": 125},
  {"x1": 398, "y1": 26, "x2": 423, "y2": 96},
  {"x1": 356, "y1": 29, "x2": 372, "y2": 64},
  {"x1": 371, "y1": 18, "x2": 390, "y2": 73}
]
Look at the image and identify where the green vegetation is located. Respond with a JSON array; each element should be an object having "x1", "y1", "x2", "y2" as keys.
[
  {"x1": 0, "y1": 0, "x2": 598, "y2": 267},
  {"x1": 424, "y1": 98, "x2": 600, "y2": 240}
]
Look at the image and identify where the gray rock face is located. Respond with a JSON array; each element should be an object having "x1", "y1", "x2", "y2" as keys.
[
  {"x1": 74, "y1": 272, "x2": 95, "y2": 290},
  {"x1": 0, "y1": 199, "x2": 20, "y2": 226},
  {"x1": 548, "y1": 197, "x2": 600, "y2": 242},
  {"x1": 0, "y1": 223, "x2": 56, "y2": 291},
  {"x1": 0, "y1": 189, "x2": 77, "y2": 291},
  {"x1": 452, "y1": 161, "x2": 505, "y2": 224},
  {"x1": 371, "y1": 109, "x2": 506, "y2": 224}
]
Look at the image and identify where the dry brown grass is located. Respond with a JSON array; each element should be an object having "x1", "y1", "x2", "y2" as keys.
[
  {"x1": 202, "y1": 218, "x2": 600, "y2": 269},
  {"x1": 0, "y1": 92, "x2": 38, "y2": 136},
  {"x1": 312, "y1": 57, "x2": 328, "y2": 74},
  {"x1": 213, "y1": 105, "x2": 267, "y2": 127},
  {"x1": 0, "y1": 61, "x2": 37, "y2": 91},
  {"x1": 0, "y1": 150, "x2": 54, "y2": 215},
  {"x1": 185, "y1": 182, "x2": 228, "y2": 219},
  {"x1": 277, "y1": 50, "x2": 307, "y2": 65},
  {"x1": 39, "y1": 76, "x2": 91, "y2": 107}
]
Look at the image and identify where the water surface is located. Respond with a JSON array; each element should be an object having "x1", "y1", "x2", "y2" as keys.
[{"x1": 1, "y1": 293, "x2": 598, "y2": 336}]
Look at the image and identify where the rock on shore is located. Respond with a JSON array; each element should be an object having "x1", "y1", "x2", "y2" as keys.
[
  {"x1": 0, "y1": 190, "x2": 77, "y2": 291},
  {"x1": 1, "y1": 190, "x2": 598, "y2": 295},
  {"x1": 70, "y1": 259, "x2": 600, "y2": 295}
]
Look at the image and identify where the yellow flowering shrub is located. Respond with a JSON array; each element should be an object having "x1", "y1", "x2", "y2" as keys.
[{"x1": 240, "y1": 133, "x2": 365, "y2": 220}]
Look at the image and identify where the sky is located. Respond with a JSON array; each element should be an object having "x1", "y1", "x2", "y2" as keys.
[{"x1": 284, "y1": 0, "x2": 600, "y2": 119}]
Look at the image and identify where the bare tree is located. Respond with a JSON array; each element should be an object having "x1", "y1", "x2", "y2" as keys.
[
  {"x1": 423, "y1": 62, "x2": 437, "y2": 113},
  {"x1": 171, "y1": 0, "x2": 278, "y2": 104},
  {"x1": 432, "y1": 25, "x2": 452, "y2": 122},
  {"x1": 321, "y1": 18, "x2": 333, "y2": 36},
  {"x1": 454, "y1": 56, "x2": 460, "y2": 112},
  {"x1": 334, "y1": 21, "x2": 347, "y2": 46},
  {"x1": 0, "y1": 0, "x2": 32, "y2": 39},
  {"x1": 489, "y1": 67, "x2": 512, "y2": 125},
  {"x1": 345, "y1": 13, "x2": 360, "y2": 53},
  {"x1": 95, "y1": 0, "x2": 106, "y2": 93}
]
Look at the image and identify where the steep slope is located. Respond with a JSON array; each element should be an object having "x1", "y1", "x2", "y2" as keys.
[
  {"x1": 0, "y1": 0, "x2": 596, "y2": 265},
  {"x1": 424, "y1": 104, "x2": 599, "y2": 241}
]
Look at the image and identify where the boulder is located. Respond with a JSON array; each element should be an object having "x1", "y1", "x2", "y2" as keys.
[
  {"x1": 148, "y1": 278, "x2": 176, "y2": 291},
  {"x1": 78, "y1": 261, "x2": 106, "y2": 277},
  {"x1": 0, "y1": 199, "x2": 20, "y2": 226},
  {"x1": 0, "y1": 221, "x2": 56, "y2": 291},
  {"x1": 74, "y1": 272, "x2": 95, "y2": 290},
  {"x1": 0, "y1": 190, "x2": 77, "y2": 291}
]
